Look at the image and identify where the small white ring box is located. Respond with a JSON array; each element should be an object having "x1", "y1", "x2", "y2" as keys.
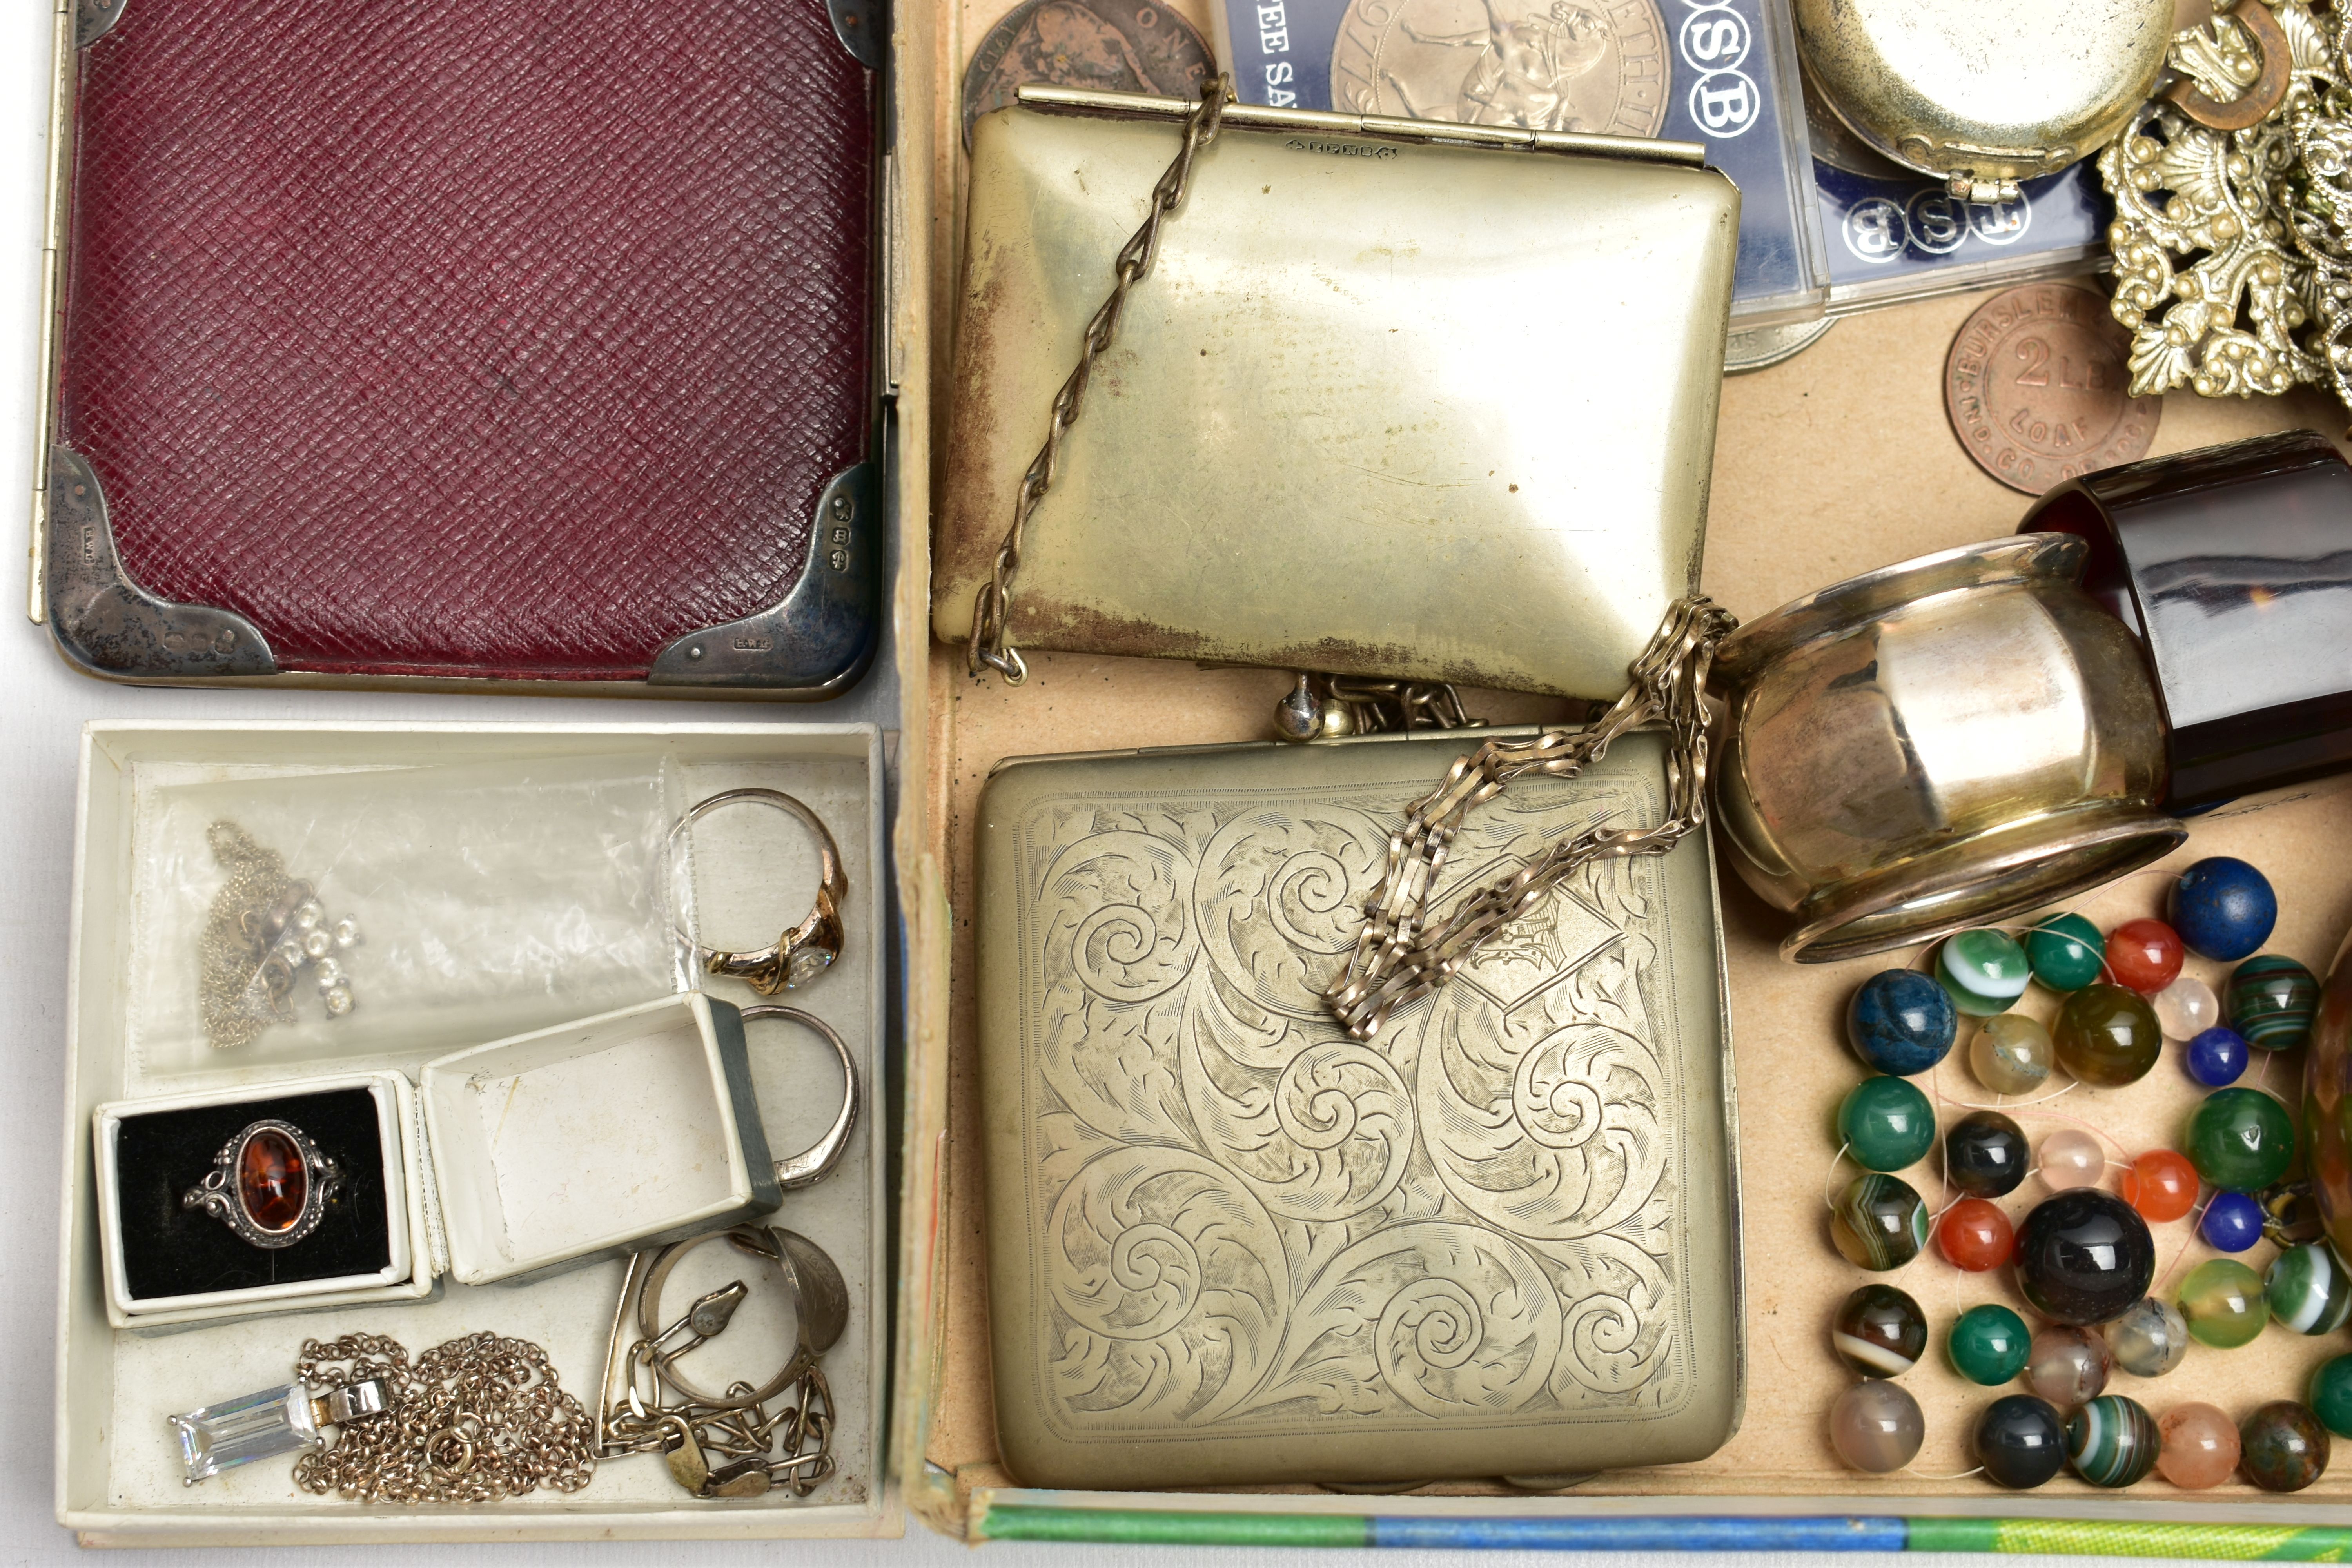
[{"x1": 94, "y1": 991, "x2": 782, "y2": 1327}]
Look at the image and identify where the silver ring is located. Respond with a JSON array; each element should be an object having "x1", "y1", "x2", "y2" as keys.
[
  {"x1": 668, "y1": 789, "x2": 846, "y2": 996},
  {"x1": 181, "y1": 1118, "x2": 343, "y2": 1249},
  {"x1": 739, "y1": 1005, "x2": 860, "y2": 1191}
]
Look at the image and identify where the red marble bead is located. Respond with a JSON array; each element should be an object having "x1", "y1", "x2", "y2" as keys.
[
  {"x1": 238, "y1": 1127, "x2": 307, "y2": 1232},
  {"x1": 2118, "y1": 1149, "x2": 2199, "y2": 1223},
  {"x1": 1939, "y1": 1196, "x2": 2015, "y2": 1271},
  {"x1": 2106, "y1": 918, "x2": 2185, "y2": 994}
]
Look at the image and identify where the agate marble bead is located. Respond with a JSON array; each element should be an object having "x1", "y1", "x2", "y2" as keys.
[
  {"x1": 1938, "y1": 1197, "x2": 2014, "y2": 1272},
  {"x1": 2117, "y1": 1149, "x2": 2198, "y2": 1223},
  {"x1": 1945, "y1": 1109, "x2": 2029, "y2": 1198},
  {"x1": 2187, "y1": 1087, "x2": 2296, "y2": 1191},
  {"x1": 2038, "y1": 1128, "x2": 2106, "y2": 1190},
  {"x1": 1846, "y1": 969, "x2": 1957, "y2": 1076},
  {"x1": 2107, "y1": 918, "x2": 2185, "y2": 994},
  {"x1": 1833, "y1": 1283, "x2": 1928, "y2": 1377},
  {"x1": 1830, "y1": 1380, "x2": 1925, "y2": 1474},
  {"x1": 2025, "y1": 1323, "x2": 2111, "y2": 1408},
  {"x1": 2179, "y1": 1258, "x2": 2269, "y2": 1348},
  {"x1": 2184, "y1": 1026, "x2": 2249, "y2": 1088},
  {"x1": 2200, "y1": 1189, "x2": 2265, "y2": 1253},
  {"x1": 2053, "y1": 984, "x2": 2163, "y2": 1087},
  {"x1": 1971, "y1": 1014, "x2": 2053, "y2": 1096},
  {"x1": 2104, "y1": 1296, "x2": 2189, "y2": 1378},
  {"x1": 1938, "y1": 929, "x2": 2032, "y2": 1016},
  {"x1": 1949, "y1": 1303, "x2": 2031, "y2": 1386},
  {"x1": 2170, "y1": 857, "x2": 2278, "y2": 962},
  {"x1": 2241, "y1": 1401, "x2": 2331, "y2": 1492},
  {"x1": 2025, "y1": 912, "x2": 2105, "y2": 993},
  {"x1": 1838, "y1": 1076, "x2": 1935, "y2": 1172},
  {"x1": 2310, "y1": 1354, "x2": 2352, "y2": 1438},
  {"x1": 1975, "y1": 1394, "x2": 2068, "y2": 1490},
  {"x1": 1831, "y1": 1173, "x2": 1929, "y2": 1271},
  {"x1": 2016, "y1": 1189, "x2": 2155, "y2": 1325},
  {"x1": 2067, "y1": 1394, "x2": 2160, "y2": 1488},
  {"x1": 2267, "y1": 1241, "x2": 2352, "y2": 1335},
  {"x1": 2229, "y1": 955, "x2": 2321, "y2": 1051},
  {"x1": 2157, "y1": 1403, "x2": 2240, "y2": 1490}
]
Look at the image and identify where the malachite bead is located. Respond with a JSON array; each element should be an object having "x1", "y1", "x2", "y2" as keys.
[
  {"x1": 1938, "y1": 929, "x2": 2032, "y2": 1016},
  {"x1": 2052, "y1": 984, "x2": 2163, "y2": 1087},
  {"x1": 2178, "y1": 1257, "x2": 2269, "y2": 1348},
  {"x1": 2025, "y1": 912, "x2": 2105, "y2": 993},
  {"x1": 2308, "y1": 1353, "x2": 2352, "y2": 1438},
  {"x1": 1949, "y1": 1303, "x2": 2032, "y2": 1386},
  {"x1": 2228, "y1": 954, "x2": 2321, "y2": 1051},
  {"x1": 1838, "y1": 1076, "x2": 1935, "y2": 1172},
  {"x1": 1831, "y1": 1172, "x2": 1929, "y2": 1271},
  {"x1": 1846, "y1": 969, "x2": 1957, "y2": 1076},
  {"x1": 2186, "y1": 1087, "x2": 2296, "y2": 1192},
  {"x1": 2067, "y1": 1394, "x2": 2161, "y2": 1488},
  {"x1": 2267, "y1": 1241, "x2": 2352, "y2": 1335}
]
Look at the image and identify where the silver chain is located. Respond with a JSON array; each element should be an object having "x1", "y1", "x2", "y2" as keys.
[
  {"x1": 1323, "y1": 594, "x2": 1737, "y2": 1040},
  {"x1": 966, "y1": 78, "x2": 1231, "y2": 686},
  {"x1": 1274, "y1": 673, "x2": 1483, "y2": 743},
  {"x1": 293, "y1": 1332, "x2": 597, "y2": 1504}
]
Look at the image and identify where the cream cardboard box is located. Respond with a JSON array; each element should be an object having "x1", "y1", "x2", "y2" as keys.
[
  {"x1": 57, "y1": 723, "x2": 892, "y2": 1543},
  {"x1": 888, "y1": 0, "x2": 2352, "y2": 1546}
]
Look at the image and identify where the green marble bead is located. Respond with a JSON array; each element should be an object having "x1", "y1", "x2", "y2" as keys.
[
  {"x1": 2178, "y1": 1258, "x2": 2269, "y2": 1348},
  {"x1": 1938, "y1": 929, "x2": 2033, "y2": 1016},
  {"x1": 2187, "y1": 1087, "x2": 2296, "y2": 1192},
  {"x1": 2025, "y1": 913, "x2": 2105, "y2": 993},
  {"x1": 1838, "y1": 1076, "x2": 1935, "y2": 1172},
  {"x1": 1950, "y1": 1303, "x2": 2032, "y2": 1386},
  {"x1": 2308, "y1": 1354, "x2": 2352, "y2": 1438},
  {"x1": 1831, "y1": 1172, "x2": 1929, "y2": 1271},
  {"x1": 2228, "y1": 954, "x2": 2321, "y2": 1051},
  {"x1": 2053, "y1": 984, "x2": 2163, "y2": 1088},
  {"x1": 2268, "y1": 1242, "x2": 2352, "y2": 1335},
  {"x1": 2067, "y1": 1394, "x2": 2162, "y2": 1488}
]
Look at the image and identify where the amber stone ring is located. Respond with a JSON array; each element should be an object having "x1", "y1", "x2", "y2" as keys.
[{"x1": 181, "y1": 1118, "x2": 344, "y2": 1249}]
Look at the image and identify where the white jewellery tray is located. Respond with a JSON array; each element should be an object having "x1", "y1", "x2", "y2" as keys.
[{"x1": 56, "y1": 722, "x2": 894, "y2": 1544}]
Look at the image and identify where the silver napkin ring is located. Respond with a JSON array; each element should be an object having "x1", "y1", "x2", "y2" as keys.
[
  {"x1": 669, "y1": 789, "x2": 846, "y2": 996},
  {"x1": 181, "y1": 1118, "x2": 343, "y2": 1248},
  {"x1": 740, "y1": 1005, "x2": 860, "y2": 1190}
]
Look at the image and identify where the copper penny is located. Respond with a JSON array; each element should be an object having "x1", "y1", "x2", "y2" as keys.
[
  {"x1": 962, "y1": 0, "x2": 1214, "y2": 149},
  {"x1": 1945, "y1": 283, "x2": 2161, "y2": 495}
]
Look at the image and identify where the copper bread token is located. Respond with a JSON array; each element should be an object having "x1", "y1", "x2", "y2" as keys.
[
  {"x1": 1945, "y1": 283, "x2": 2161, "y2": 495},
  {"x1": 962, "y1": 0, "x2": 1213, "y2": 148}
]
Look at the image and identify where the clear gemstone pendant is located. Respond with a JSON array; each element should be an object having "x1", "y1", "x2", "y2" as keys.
[{"x1": 171, "y1": 1377, "x2": 389, "y2": 1485}]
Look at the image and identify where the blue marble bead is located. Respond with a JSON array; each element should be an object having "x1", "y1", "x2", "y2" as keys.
[
  {"x1": 2185, "y1": 1026, "x2": 2250, "y2": 1088},
  {"x1": 2201, "y1": 1189, "x2": 2267, "y2": 1253},
  {"x1": 1846, "y1": 969, "x2": 1957, "y2": 1076},
  {"x1": 2170, "y1": 857, "x2": 2279, "y2": 963}
]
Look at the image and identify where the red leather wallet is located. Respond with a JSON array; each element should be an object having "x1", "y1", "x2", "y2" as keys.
[{"x1": 44, "y1": 0, "x2": 882, "y2": 691}]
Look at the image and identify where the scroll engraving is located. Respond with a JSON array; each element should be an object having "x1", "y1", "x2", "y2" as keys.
[{"x1": 1009, "y1": 771, "x2": 1691, "y2": 1440}]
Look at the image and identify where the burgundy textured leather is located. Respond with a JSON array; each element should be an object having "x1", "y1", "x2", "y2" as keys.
[{"x1": 61, "y1": 0, "x2": 873, "y2": 681}]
